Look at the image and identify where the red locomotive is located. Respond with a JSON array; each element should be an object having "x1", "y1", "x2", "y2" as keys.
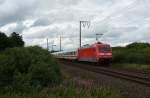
[
  {"x1": 52, "y1": 43, "x2": 112, "y2": 64},
  {"x1": 77, "y1": 43, "x2": 112, "y2": 64}
]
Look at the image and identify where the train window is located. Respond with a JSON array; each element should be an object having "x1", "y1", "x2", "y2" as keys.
[{"x1": 99, "y1": 46, "x2": 111, "y2": 52}]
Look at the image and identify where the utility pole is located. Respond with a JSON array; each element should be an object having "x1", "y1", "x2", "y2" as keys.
[
  {"x1": 47, "y1": 38, "x2": 49, "y2": 50},
  {"x1": 52, "y1": 45, "x2": 56, "y2": 52},
  {"x1": 60, "y1": 35, "x2": 62, "y2": 51},
  {"x1": 79, "y1": 21, "x2": 82, "y2": 48},
  {"x1": 96, "y1": 33, "x2": 103, "y2": 43},
  {"x1": 79, "y1": 21, "x2": 90, "y2": 48}
]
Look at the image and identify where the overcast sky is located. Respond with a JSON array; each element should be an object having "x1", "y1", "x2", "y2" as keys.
[{"x1": 0, "y1": 0, "x2": 150, "y2": 51}]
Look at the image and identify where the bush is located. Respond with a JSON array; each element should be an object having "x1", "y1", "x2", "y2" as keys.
[
  {"x1": 112, "y1": 42, "x2": 150, "y2": 64},
  {"x1": 126, "y1": 42, "x2": 150, "y2": 49},
  {"x1": 0, "y1": 46, "x2": 61, "y2": 93}
]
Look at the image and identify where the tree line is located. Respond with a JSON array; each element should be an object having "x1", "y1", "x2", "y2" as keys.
[{"x1": 0, "y1": 31, "x2": 24, "y2": 51}]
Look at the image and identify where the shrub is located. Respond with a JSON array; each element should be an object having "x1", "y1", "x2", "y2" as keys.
[
  {"x1": 126, "y1": 42, "x2": 150, "y2": 49},
  {"x1": 0, "y1": 46, "x2": 61, "y2": 93},
  {"x1": 112, "y1": 42, "x2": 150, "y2": 64}
]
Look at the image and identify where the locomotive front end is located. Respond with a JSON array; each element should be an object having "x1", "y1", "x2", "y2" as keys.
[{"x1": 96, "y1": 44, "x2": 112, "y2": 64}]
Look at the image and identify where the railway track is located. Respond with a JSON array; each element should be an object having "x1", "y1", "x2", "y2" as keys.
[{"x1": 60, "y1": 61, "x2": 150, "y2": 87}]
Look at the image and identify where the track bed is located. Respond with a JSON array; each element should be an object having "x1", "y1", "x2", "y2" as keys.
[{"x1": 60, "y1": 61, "x2": 150, "y2": 98}]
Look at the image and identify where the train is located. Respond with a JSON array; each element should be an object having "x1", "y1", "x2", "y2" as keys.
[{"x1": 52, "y1": 43, "x2": 112, "y2": 64}]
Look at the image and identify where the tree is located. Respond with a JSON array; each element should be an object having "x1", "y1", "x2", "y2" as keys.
[
  {"x1": 0, "y1": 32, "x2": 9, "y2": 51},
  {"x1": 9, "y1": 32, "x2": 24, "y2": 47},
  {"x1": 126, "y1": 42, "x2": 150, "y2": 49},
  {"x1": 0, "y1": 32, "x2": 25, "y2": 51}
]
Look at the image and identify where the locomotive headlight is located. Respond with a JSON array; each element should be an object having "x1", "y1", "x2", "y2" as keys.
[
  {"x1": 100, "y1": 53, "x2": 105, "y2": 55},
  {"x1": 106, "y1": 53, "x2": 112, "y2": 55},
  {"x1": 100, "y1": 53, "x2": 112, "y2": 55}
]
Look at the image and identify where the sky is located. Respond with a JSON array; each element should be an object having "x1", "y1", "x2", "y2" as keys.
[{"x1": 0, "y1": 0, "x2": 150, "y2": 51}]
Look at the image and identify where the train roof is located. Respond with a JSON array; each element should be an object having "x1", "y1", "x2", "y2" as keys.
[
  {"x1": 95, "y1": 43, "x2": 110, "y2": 46},
  {"x1": 80, "y1": 43, "x2": 111, "y2": 48},
  {"x1": 51, "y1": 50, "x2": 77, "y2": 55}
]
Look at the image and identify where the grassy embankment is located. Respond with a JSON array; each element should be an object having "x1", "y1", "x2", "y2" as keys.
[
  {"x1": 112, "y1": 42, "x2": 150, "y2": 73},
  {"x1": 0, "y1": 46, "x2": 123, "y2": 98},
  {"x1": 0, "y1": 83, "x2": 123, "y2": 98}
]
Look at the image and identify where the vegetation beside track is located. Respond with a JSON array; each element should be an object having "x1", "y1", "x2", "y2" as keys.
[
  {"x1": 112, "y1": 42, "x2": 150, "y2": 71},
  {"x1": 0, "y1": 81, "x2": 123, "y2": 98},
  {"x1": 0, "y1": 46, "x2": 122, "y2": 98},
  {"x1": 112, "y1": 64, "x2": 150, "y2": 73},
  {"x1": 0, "y1": 46, "x2": 61, "y2": 93}
]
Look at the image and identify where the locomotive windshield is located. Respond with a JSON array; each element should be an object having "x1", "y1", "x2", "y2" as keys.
[{"x1": 99, "y1": 46, "x2": 111, "y2": 52}]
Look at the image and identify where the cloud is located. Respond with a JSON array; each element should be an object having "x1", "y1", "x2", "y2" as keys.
[
  {"x1": 0, "y1": 0, "x2": 37, "y2": 26},
  {"x1": 32, "y1": 18, "x2": 50, "y2": 27},
  {"x1": 0, "y1": 0, "x2": 150, "y2": 51}
]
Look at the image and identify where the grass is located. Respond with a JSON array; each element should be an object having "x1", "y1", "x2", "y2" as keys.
[
  {"x1": 112, "y1": 63, "x2": 150, "y2": 73},
  {"x1": 0, "y1": 81, "x2": 123, "y2": 98}
]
